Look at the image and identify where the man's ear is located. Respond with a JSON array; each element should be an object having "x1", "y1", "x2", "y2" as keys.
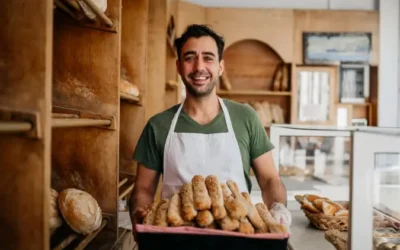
[
  {"x1": 219, "y1": 59, "x2": 225, "y2": 76},
  {"x1": 176, "y1": 59, "x2": 182, "y2": 76}
]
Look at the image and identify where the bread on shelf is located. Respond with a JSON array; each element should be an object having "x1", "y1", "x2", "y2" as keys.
[
  {"x1": 58, "y1": 188, "x2": 102, "y2": 235},
  {"x1": 49, "y1": 188, "x2": 63, "y2": 234}
]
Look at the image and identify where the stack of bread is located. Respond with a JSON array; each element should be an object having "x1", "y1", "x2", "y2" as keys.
[
  {"x1": 248, "y1": 101, "x2": 285, "y2": 127},
  {"x1": 295, "y1": 194, "x2": 349, "y2": 231},
  {"x1": 142, "y1": 175, "x2": 288, "y2": 234},
  {"x1": 49, "y1": 188, "x2": 103, "y2": 235}
]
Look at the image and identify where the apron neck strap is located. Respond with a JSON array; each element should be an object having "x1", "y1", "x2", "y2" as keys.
[{"x1": 168, "y1": 97, "x2": 234, "y2": 133}]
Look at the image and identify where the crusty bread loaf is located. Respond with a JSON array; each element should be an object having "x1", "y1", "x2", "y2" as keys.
[
  {"x1": 218, "y1": 215, "x2": 240, "y2": 231},
  {"x1": 221, "y1": 183, "x2": 247, "y2": 219},
  {"x1": 49, "y1": 189, "x2": 63, "y2": 234},
  {"x1": 120, "y1": 78, "x2": 140, "y2": 97},
  {"x1": 304, "y1": 194, "x2": 321, "y2": 202},
  {"x1": 241, "y1": 192, "x2": 268, "y2": 233},
  {"x1": 255, "y1": 203, "x2": 287, "y2": 233},
  {"x1": 180, "y1": 183, "x2": 198, "y2": 221},
  {"x1": 205, "y1": 175, "x2": 227, "y2": 220},
  {"x1": 192, "y1": 175, "x2": 212, "y2": 211},
  {"x1": 302, "y1": 199, "x2": 320, "y2": 213},
  {"x1": 238, "y1": 217, "x2": 255, "y2": 234},
  {"x1": 58, "y1": 188, "x2": 102, "y2": 235},
  {"x1": 334, "y1": 210, "x2": 349, "y2": 217},
  {"x1": 312, "y1": 198, "x2": 328, "y2": 211}
]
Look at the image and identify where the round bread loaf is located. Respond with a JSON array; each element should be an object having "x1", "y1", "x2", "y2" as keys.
[
  {"x1": 49, "y1": 189, "x2": 63, "y2": 234},
  {"x1": 58, "y1": 188, "x2": 102, "y2": 235}
]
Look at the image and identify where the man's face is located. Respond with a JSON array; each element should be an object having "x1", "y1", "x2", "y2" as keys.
[{"x1": 177, "y1": 36, "x2": 224, "y2": 98}]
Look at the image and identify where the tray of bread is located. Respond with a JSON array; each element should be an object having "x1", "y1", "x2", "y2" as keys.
[
  {"x1": 295, "y1": 194, "x2": 349, "y2": 231},
  {"x1": 136, "y1": 175, "x2": 290, "y2": 250}
]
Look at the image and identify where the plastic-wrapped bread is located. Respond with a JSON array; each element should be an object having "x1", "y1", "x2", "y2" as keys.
[
  {"x1": 143, "y1": 202, "x2": 159, "y2": 225},
  {"x1": 58, "y1": 188, "x2": 102, "y2": 235},
  {"x1": 167, "y1": 193, "x2": 185, "y2": 226},
  {"x1": 180, "y1": 183, "x2": 198, "y2": 221},
  {"x1": 240, "y1": 192, "x2": 268, "y2": 233},
  {"x1": 220, "y1": 183, "x2": 247, "y2": 220},
  {"x1": 192, "y1": 175, "x2": 212, "y2": 211},
  {"x1": 255, "y1": 203, "x2": 287, "y2": 233},
  {"x1": 77, "y1": 0, "x2": 107, "y2": 20},
  {"x1": 154, "y1": 199, "x2": 169, "y2": 227},
  {"x1": 238, "y1": 217, "x2": 255, "y2": 234},
  {"x1": 205, "y1": 175, "x2": 227, "y2": 220},
  {"x1": 196, "y1": 210, "x2": 214, "y2": 227}
]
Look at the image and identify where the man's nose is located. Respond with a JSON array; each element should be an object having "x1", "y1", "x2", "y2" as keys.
[{"x1": 194, "y1": 57, "x2": 205, "y2": 71}]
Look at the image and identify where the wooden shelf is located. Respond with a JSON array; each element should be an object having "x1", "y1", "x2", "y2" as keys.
[
  {"x1": 118, "y1": 178, "x2": 128, "y2": 188},
  {"x1": 52, "y1": 118, "x2": 111, "y2": 128},
  {"x1": 52, "y1": 218, "x2": 108, "y2": 250},
  {"x1": 120, "y1": 92, "x2": 140, "y2": 104},
  {"x1": 0, "y1": 121, "x2": 32, "y2": 133},
  {"x1": 217, "y1": 90, "x2": 291, "y2": 96},
  {"x1": 119, "y1": 182, "x2": 135, "y2": 200},
  {"x1": 54, "y1": 0, "x2": 117, "y2": 33}
]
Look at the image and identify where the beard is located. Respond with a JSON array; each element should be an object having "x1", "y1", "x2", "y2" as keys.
[{"x1": 182, "y1": 72, "x2": 218, "y2": 98}]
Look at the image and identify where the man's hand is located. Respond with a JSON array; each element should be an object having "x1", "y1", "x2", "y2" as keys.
[
  {"x1": 131, "y1": 206, "x2": 149, "y2": 242},
  {"x1": 269, "y1": 202, "x2": 292, "y2": 228}
]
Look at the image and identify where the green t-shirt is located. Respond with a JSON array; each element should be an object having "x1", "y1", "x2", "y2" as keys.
[{"x1": 132, "y1": 99, "x2": 274, "y2": 192}]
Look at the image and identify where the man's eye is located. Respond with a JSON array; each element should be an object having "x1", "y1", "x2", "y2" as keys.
[
  {"x1": 204, "y1": 57, "x2": 214, "y2": 61},
  {"x1": 184, "y1": 57, "x2": 194, "y2": 61}
]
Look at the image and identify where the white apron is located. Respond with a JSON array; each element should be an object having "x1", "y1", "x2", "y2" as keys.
[{"x1": 162, "y1": 97, "x2": 248, "y2": 199}]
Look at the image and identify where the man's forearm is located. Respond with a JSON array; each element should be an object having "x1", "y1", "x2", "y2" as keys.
[
  {"x1": 129, "y1": 186, "x2": 154, "y2": 221},
  {"x1": 261, "y1": 178, "x2": 287, "y2": 209}
]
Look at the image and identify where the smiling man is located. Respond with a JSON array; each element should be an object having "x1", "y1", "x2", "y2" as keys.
[{"x1": 129, "y1": 24, "x2": 291, "y2": 237}]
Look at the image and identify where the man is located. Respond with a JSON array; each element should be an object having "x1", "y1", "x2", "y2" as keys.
[{"x1": 129, "y1": 24, "x2": 291, "y2": 236}]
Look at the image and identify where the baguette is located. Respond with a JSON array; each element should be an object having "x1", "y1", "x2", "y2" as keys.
[
  {"x1": 180, "y1": 183, "x2": 198, "y2": 221},
  {"x1": 238, "y1": 217, "x2": 255, "y2": 234},
  {"x1": 335, "y1": 210, "x2": 349, "y2": 217},
  {"x1": 255, "y1": 203, "x2": 288, "y2": 233},
  {"x1": 221, "y1": 183, "x2": 247, "y2": 219},
  {"x1": 304, "y1": 194, "x2": 321, "y2": 202},
  {"x1": 241, "y1": 192, "x2": 268, "y2": 232},
  {"x1": 192, "y1": 175, "x2": 212, "y2": 210},
  {"x1": 154, "y1": 199, "x2": 169, "y2": 227},
  {"x1": 302, "y1": 199, "x2": 320, "y2": 213},
  {"x1": 167, "y1": 193, "x2": 185, "y2": 226},
  {"x1": 205, "y1": 175, "x2": 227, "y2": 220},
  {"x1": 196, "y1": 210, "x2": 214, "y2": 227},
  {"x1": 143, "y1": 202, "x2": 159, "y2": 225}
]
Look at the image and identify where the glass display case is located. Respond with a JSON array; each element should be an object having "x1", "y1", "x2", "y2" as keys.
[
  {"x1": 351, "y1": 128, "x2": 400, "y2": 250},
  {"x1": 270, "y1": 125, "x2": 354, "y2": 205}
]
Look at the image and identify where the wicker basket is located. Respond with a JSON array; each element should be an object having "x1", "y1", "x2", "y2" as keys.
[{"x1": 303, "y1": 209, "x2": 348, "y2": 231}]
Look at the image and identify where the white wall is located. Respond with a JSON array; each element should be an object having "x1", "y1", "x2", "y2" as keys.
[
  {"x1": 183, "y1": 0, "x2": 377, "y2": 10},
  {"x1": 379, "y1": 0, "x2": 400, "y2": 127}
]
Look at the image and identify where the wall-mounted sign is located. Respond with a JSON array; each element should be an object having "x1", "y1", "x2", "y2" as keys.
[{"x1": 303, "y1": 32, "x2": 372, "y2": 65}]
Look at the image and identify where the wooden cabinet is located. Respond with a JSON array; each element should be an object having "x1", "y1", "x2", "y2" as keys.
[{"x1": 1, "y1": 0, "x2": 151, "y2": 249}]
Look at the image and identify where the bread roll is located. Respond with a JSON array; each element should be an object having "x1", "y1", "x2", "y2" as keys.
[
  {"x1": 221, "y1": 183, "x2": 247, "y2": 219},
  {"x1": 334, "y1": 210, "x2": 349, "y2": 217},
  {"x1": 167, "y1": 193, "x2": 185, "y2": 226},
  {"x1": 192, "y1": 175, "x2": 212, "y2": 210},
  {"x1": 154, "y1": 199, "x2": 169, "y2": 227},
  {"x1": 143, "y1": 202, "x2": 159, "y2": 225},
  {"x1": 241, "y1": 192, "x2": 268, "y2": 232},
  {"x1": 312, "y1": 198, "x2": 327, "y2": 211},
  {"x1": 180, "y1": 183, "x2": 198, "y2": 221},
  {"x1": 255, "y1": 203, "x2": 287, "y2": 233},
  {"x1": 218, "y1": 216, "x2": 240, "y2": 231},
  {"x1": 205, "y1": 175, "x2": 227, "y2": 220},
  {"x1": 302, "y1": 199, "x2": 320, "y2": 213},
  {"x1": 120, "y1": 78, "x2": 139, "y2": 97},
  {"x1": 50, "y1": 189, "x2": 63, "y2": 233},
  {"x1": 196, "y1": 210, "x2": 214, "y2": 227},
  {"x1": 58, "y1": 188, "x2": 102, "y2": 235},
  {"x1": 322, "y1": 200, "x2": 340, "y2": 216},
  {"x1": 304, "y1": 194, "x2": 321, "y2": 202},
  {"x1": 238, "y1": 217, "x2": 255, "y2": 234}
]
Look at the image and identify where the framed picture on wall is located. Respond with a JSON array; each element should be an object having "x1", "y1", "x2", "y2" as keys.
[
  {"x1": 303, "y1": 32, "x2": 372, "y2": 65},
  {"x1": 339, "y1": 64, "x2": 370, "y2": 103}
]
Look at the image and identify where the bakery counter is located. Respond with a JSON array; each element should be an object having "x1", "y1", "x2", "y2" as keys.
[{"x1": 288, "y1": 209, "x2": 335, "y2": 250}]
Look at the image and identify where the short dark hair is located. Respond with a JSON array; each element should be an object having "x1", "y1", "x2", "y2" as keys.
[{"x1": 174, "y1": 24, "x2": 225, "y2": 62}]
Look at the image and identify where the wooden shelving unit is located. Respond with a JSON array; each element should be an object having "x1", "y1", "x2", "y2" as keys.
[{"x1": 120, "y1": 92, "x2": 140, "y2": 104}]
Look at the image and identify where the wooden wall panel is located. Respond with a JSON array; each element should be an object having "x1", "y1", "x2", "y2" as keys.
[
  {"x1": 0, "y1": 0, "x2": 53, "y2": 249},
  {"x1": 120, "y1": 0, "x2": 149, "y2": 176},
  {"x1": 176, "y1": 1, "x2": 206, "y2": 36},
  {"x1": 145, "y1": 0, "x2": 167, "y2": 120},
  {"x1": 206, "y1": 8, "x2": 294, "y2": 62},
  {"x1": 293, "y1": 10, "x2": 379, "y2": 65}
]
